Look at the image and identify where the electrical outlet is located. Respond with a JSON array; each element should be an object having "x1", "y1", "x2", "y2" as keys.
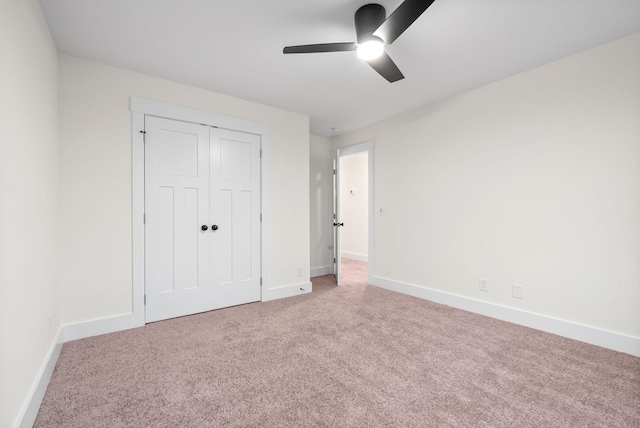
[
  {"x1": 479, "y1": 278, "x2": 489, "y2": 292},
  {"x1": 512, "y1": 284, "x2": 524, "y2": 299},
  {"x1": 297, "y1": 266, "x2": 303, "y2": 277}
]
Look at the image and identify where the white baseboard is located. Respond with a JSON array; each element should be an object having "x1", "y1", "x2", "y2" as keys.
[
  {"x1": 370, "y1": 275, "x2": 640, "y2": 357},
  {"x1": 311, "y1": 265, "x2": 333, "y2": 277},
  {"x1": 16, "y1": 276, "x2": 638, "y2": 428},
  {"x1": 14, "y1": 328, "x2": 63, "y2": 428},
  {"x1": 63, "y1": 313, "x2": 142, "y2": 343},
  {"x1": 340, "y1": 252, "x2": 368, "y2": 262},
  {"x1": 60, "y1": 286, "x2": 317, "y2": 342},
  {"x1": 15, "y1": 286, "x2": 320, "y2": 427},
  {"x1": 262, "y1": 281, "x2": 313, "y2": 301}
]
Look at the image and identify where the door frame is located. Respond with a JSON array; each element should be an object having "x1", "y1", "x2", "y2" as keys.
[
  {"x1": 332, "y1": 140, "x2": 374, "y2": 284},
  {"x1": 131, "y1": 97, "x2": 269, "y2": 325},
  {"x1": 333, "y1": 153, "x2": 342, "y2": 284}
]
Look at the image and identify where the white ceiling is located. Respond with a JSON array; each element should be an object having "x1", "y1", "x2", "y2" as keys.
[{"x1": 40, "y1": 0, "x2": 640, "y2": 137}]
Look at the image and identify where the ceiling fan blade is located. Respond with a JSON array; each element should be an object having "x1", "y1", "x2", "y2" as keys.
[
  {"x1": 366, "y1": 52, "x2": 404, "y2": 82},
  {"x1": 283, "y1": 42, "x2": 357, "y2": 54},
  {"x1": 373, "y1": 0, "x2": 436, "y2": 44}
]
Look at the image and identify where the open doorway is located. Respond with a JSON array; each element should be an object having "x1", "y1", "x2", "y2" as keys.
[
  {"x1": 333, "y1": 141, "x2": 373, "y2": 285},
  {"x1": 340, "y1": 152, "x2": 369, "y2": 262}
]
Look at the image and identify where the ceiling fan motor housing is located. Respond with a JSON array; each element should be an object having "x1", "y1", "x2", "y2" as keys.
[{"x1": 355, "y1": 4, "x2": 386, "y2": 44}]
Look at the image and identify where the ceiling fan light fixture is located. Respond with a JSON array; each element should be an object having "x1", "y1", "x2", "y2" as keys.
[
  {"x1": 283, "y1": 0, "x2": 435, "y2": 82},
  {"x1": 357, "y1": 38, "x2": 385, "y2": 60}
]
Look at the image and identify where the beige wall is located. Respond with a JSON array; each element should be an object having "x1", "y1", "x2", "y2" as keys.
[
  {"x1": 0, "y1": 1, "x2": 60, "y2": 426},
  {"x1": 309, "y1": 135, "x2": 334, "y2": 271},
  {"x1": 58, "y1": 54, "x2": 310, "y2": 324},
  {"x1": 333, "y1": 33, "x2": 640, "y2": 338},
  {"x1": 340, "y1": 153, "x2": 368, "y2": 259}
]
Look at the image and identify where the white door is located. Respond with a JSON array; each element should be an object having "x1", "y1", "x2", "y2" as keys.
[
  {"x1": 333, "y1": 151, "x2": 343, "y2": 285},
  {"x1": 145, "y1": 116, "x2": 261, "y2": 322},
  {"x1": 209, "y1": 128, "x2": 261, "y2": 308},
  {"x1": 145, "y1": 117, "x2": 212, "y2": 322}
]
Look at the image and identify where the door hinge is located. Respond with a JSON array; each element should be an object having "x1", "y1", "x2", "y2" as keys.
[
  {"x1": 333, "y1": 169, "x2": 336, "y2": 175},
  {"x1": 334, "y1": 258, "x2": 336, "y2": 263},
  {"x1": 140, "y1": 130, "x2": 146, "y2": 142}
]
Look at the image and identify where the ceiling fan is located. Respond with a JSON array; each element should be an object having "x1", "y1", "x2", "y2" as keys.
[{"x1": 283, "y1": 0, "x2": 437, "y2": 83}]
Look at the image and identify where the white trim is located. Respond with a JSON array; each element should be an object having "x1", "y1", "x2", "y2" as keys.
[
  {"x1": 262, "y1": 282, "x2": 313, "y2": 302},
  {"x1": 260, "y1": 135, "x2": 269, "y2": 301},
  {"x1": 130, "y1": 97, "x2": 269, "y2": 136},
  {"x1": 131, "y1": 96, "x2": 269, "y2": 322},
  {"x1": 370, "y1": 275, "x2": 640, "y2": 357},
  {"x1": 339, "y1": 141, "x2": 373, "y2": 157},
  {"x1": 13, "y1": 328, "x2": 63, "y2": 428},
  {"x1": 340, "y1": 252, "x2": 368, "y2": 262},
  {"x1": 332, "y1": 150, "x2": 342, "y2": 285},
  {"x1": 311, "y1": 265, "x2": 333, "y2": 277},
  {"x1": 132, "y1": 112, "x2": 146, "y2": 327},
  {"x1": 62, "y1": 313, "x2": 139, "y2": 343},
  {"x1": 18, "y1": 276, "x2": 636, "y2": 428}
]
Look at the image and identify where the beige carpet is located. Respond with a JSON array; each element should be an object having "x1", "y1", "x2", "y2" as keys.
[{"x1": 35, "y1": 259, "x2": 640, "y2": 427}]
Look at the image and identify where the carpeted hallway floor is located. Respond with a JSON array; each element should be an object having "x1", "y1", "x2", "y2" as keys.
[{"x1": 35, "y1": 259, "x2": 640, "y2": 427}]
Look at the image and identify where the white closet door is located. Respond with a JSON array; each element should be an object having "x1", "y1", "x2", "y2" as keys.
[
  {"x1": 209, "y1": 128, "x2": 261, "y2": 308},
  {"x1": 145, "y1": 117, "x2": 213, "y2": 322},
  {"x1": 145, "y1": 117, "x2": 262, "y2": 323}
]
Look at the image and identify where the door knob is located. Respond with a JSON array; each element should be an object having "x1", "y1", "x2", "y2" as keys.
[
  {"x1": 201, "y1": 225, "x2": 208, "y2": 231},
  {"x1": 211, "y1": 225, "x2": 219, "y2": 231}
]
